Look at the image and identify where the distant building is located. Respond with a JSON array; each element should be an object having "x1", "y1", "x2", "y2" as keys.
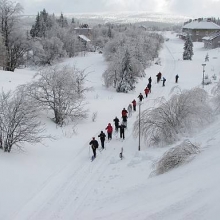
[
  {"x1": 202, "y1": 32, "x2": 220, "y2": 49},
  {"x1": 78, "y1": 35, "x2": 91, "y2": 47},
  {"x1": 139, "y1": 25, "x2": 147, "y2": 31},
  {"x1": 78, "y1": 35, "x2": 95, "y2": 52},
  {"x1": 74, "y1": 27, "x2": 92, "y2": 38},
  {"x1": 179, "y1": 18, "x2": 220, "y2": 42}
]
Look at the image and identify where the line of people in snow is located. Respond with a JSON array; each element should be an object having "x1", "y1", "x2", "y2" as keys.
[
  {"x1": 89, "y1": 71, "x2": 180, "y2": 159},
  {"x1": 89, "y1": 103, "x2": 137, "y2": 159}
]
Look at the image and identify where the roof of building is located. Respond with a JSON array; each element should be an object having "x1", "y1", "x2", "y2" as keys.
[
  {"x1": 202, "y1": 32, "x2": 220, "y2": 41},
  {"x1": 74, "y1": 27, "x2": 92, "y2": 30},
  {"x1": 183, "y1": 21, "x2": 220, "y2": 30},
  {"x1": 78, "y1": 35, "x2": 91, "y2": 42}
]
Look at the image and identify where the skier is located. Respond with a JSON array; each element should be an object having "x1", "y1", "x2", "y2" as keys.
[
  {"x1": 156, "y1": 72, "x2": 162, "y2": 83},
  {"x1": 105, "y1": 123, "x2": 113, "y2": 140},
  {"x1": 98, "y1": 131, "x2": 106, "y2": 150},
  {"x1": 138, "y1": 93, "x2": 144, "y2": 102},
  {"x1": 118, "y1": 123, "x2": 126, "y2": 139},
  {"x1": 148, "y1": 76, "x2": 152, "y2": 84},
  {"x1": 175, "y1": 74, "x2": 179, "y2": 83},
  {"x1": 113, "y1": 116, "x2": 120, "y2": 132},
  {"x1": 162, "y1": 77, "x2": 166, "y2": 87},
  {"x1": 121, "y1": 108, "x2": 128, "y2": 122},
  {"x1": 147, "y1": 83, "x2": 152, "y2": 93},
  {"x1": 127, "y1": 104, "x2": 132, "y2": 117},
  {"x1": 132, "y1": 99, "x2": 137, "y2": 111},
  {"x1": 89, "y1": 137, "x2": 99, "y2": 159},
  {"x1": 144, "y1": 87, "x2": 150, "y2": 98}
]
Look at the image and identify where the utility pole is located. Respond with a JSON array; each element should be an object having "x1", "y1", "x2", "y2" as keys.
[{"x1": 138, "y1": 102, "x2": 141, "y2": 151}]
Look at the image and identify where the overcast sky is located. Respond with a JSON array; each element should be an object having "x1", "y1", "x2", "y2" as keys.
[{"x1": 17, "y1": 0, "x2": 220, "y2": 18}]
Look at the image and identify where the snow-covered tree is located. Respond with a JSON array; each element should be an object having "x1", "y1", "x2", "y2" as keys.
[
  {"x1": 211, "y1": 80, "x2": 220, "y2": 113},
  {"x1": 133, "y1": 88, "x2": 213, "y2": 146},
  {"x1": 103, "y1": 47, "x2": 142, "y2": 92},
  {"x1": 183, "y1": 33, "x2": 193, "y2": 60},
  {"x1": 28, "y1": 65, "x2": 88, "y2": 126},
  {"x1": 205, "y1": 53, "x2": 209, "y2": 62},
  {"x1": 31, "y1": 37, "x2": 66, "y2": 65},
  {"x1": 57, "y1": 13, "x2": 68, "y2": 28},
  {"x1": 0, "y1": 0, "x2": 28, "y2": 71},
  {"x1": 102, "y1": 26, "x2": 163, "y2": 92},
  {"x1": 0, "y1": 87, "x2": 45, "y2": 152},
  {"x1": 151, "y1": 140, "x2": 200, "y2": 175},
  {"x1": 30, "y1": 9, "x2": 55, "y2": 38}
]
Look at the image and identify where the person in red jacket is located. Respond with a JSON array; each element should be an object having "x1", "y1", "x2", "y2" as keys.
[
  {"x1": 105, "y1": 123, "x2": 113, "y2": 140},
  {"x1": 144, "y1": 87, "x2": 150, "y2": 98},
  {"x1": 132, "y1": 99, "x2": 136, "y2": 111},
  {"x1": 121, "y1": 108, "x2": 128, "y2": 122}
]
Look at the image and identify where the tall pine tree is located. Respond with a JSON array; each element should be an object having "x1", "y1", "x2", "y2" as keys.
[
  {"x1": 116, "y1": 49, "x2": 136, "y2": 93},
  {"x1": 30, "y1": 9, "x2": 53, "y2": 38},
  {"x1": 183, "y1": 34, "x2": 193, "y2": 60}
]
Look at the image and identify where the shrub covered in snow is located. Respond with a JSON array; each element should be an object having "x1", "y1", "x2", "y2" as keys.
[
  {"x1": 28, "y1": 65, "x2": 88, "y2": 126},
  {"x1": 151, "y1": 140, "x2": 200, "y2": 176},
  {"x1": 211, "y1": 79, "x2": 220, "y2": 113},
  {"x1": 0, "y1": 87, "x2": 46, "y2": 152},
  {"x1": 133, "y1": 88, "x2": 213, "y2": 146}
]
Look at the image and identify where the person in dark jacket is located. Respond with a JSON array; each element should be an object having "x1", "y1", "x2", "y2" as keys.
[
  {"x1": 162, "y1": 77, "x2": 166, "y2": 87},
  {"x1": 98, "y1": 131, "x2": 106, "y2": 149},
  {"x1": 89, "y1": 137, "x2": 99, "y2": 158},
  {"x1": 105, "y1": 123, "x2": 113, "y2": 140},
  {"x1": 156, "y1": 72, "x2": 162, "y2": 83},
  {"x1": 148, "y1": 76, "x2": 152, "y2": 84},
  {"x1": 138, "y1": 93, "x2": 144, "y2": 102},
  {"x1": 118, "y1": 124, "x2": 126, "y2": 139},
  {"x1": 175, "y1": 74, "x2": 179, "y2": 83},
  {"x1": 147, "y1": 83, "x2": 152, "y2": 93},
  {"x1": 132, "y1": 99, "x2": 137, "y2": 111},
  {"x1": 113, "y1": 116, "x2": 120, "y2": 132}
]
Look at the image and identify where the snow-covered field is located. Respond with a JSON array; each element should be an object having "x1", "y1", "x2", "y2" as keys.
[{"x1": 1, "y1": 32, "x2": 220, "y2": 220}]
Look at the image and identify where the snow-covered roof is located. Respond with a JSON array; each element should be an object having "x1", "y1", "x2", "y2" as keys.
[
  {"x1": 178, "y1": 32, "x2": 188, "y2": 37},
  {"x1": 78, "y1": 35, "x2": 91, "y2": 42},
  {"x1": 183, "y1": 21, "x2": 220, "y2": 30},
  {"x1": 202, "y1": 32, "x2": 220, "y2": 41},
  {"x1": 74, "y1": 27, "x2": 92, "y2": 30}
]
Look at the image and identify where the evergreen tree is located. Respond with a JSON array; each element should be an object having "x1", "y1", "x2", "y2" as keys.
[
  {"x1": 107, "y1": 26, "x2": 112, "y2": 38},
  {"x1": 57, "y1": 13, "x2": 68, "y2": 28},
  {"x1": 205, "y1": 53, "x2": 209, "y2": 62},
  {"x1": 116, "y1": 49, "x2": 136, "y2": 93},
  {"x1": 183, "y1": 34, "x2": 193, "y2": 60},
  {"x1": 30, "y1": 9, "x2": 53, "y2": 38}
]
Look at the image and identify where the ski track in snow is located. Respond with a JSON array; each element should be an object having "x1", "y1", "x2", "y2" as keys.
[{"x1": 13, "y1": 128, "x2": 134, "y2": 220}]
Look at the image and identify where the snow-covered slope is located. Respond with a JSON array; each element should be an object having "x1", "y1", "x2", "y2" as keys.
[{"x1": 1, "y1": 32, "x2": 220, "y2": 220}]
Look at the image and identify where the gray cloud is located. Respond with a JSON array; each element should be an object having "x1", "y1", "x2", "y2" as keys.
[{"x1": 17, "y1": 0, "x2": 220, "y2": 18}]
